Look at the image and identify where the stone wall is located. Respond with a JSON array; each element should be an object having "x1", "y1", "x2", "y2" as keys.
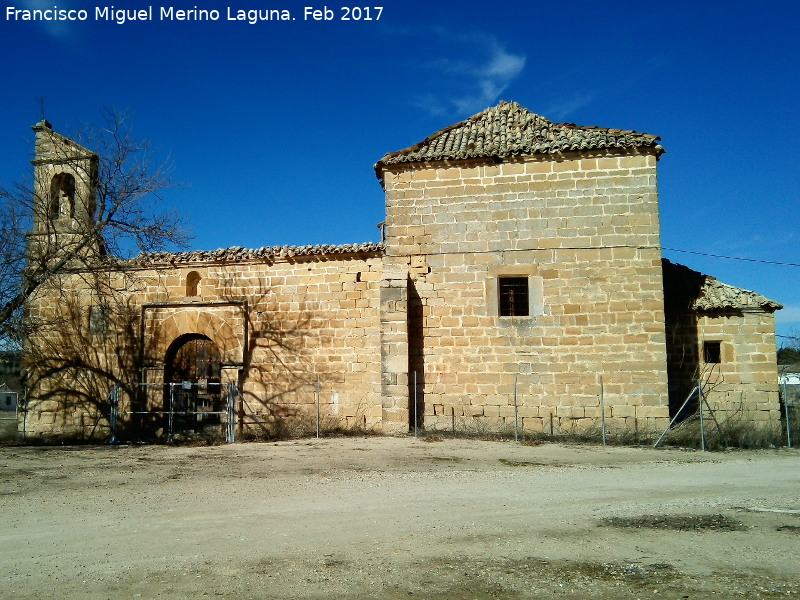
[
  {"x1": 380, "y1": 151, "x2": 672, "y2": 435},
  {"x1": 23, "y1": 251, "x2": 384, "y2": 438},
  {"x1": 695, "y1": 311, "x2": 781, "y2": 422},
  {"x1": 662, "y1": 258, "x2": 782, "y2": 424}
]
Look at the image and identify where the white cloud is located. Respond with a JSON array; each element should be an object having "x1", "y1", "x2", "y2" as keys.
[
  {"x1": 19, "y1": 0, "x2": 76, "y2": 38},
  {"x1": 544, "y1": 93, "x2": 596, "y2": 122},
  {"x1": 411, "y1": 32, "x2": 526, "y2": 118}
]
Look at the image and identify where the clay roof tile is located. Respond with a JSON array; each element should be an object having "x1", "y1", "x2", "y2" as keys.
[
  {"x1": 375, "y1": 101, "x2": 663, "y2": 178},
  {"x1": 131, "y1": 242, "x2": 384, "y2": 266},
  {"x1": 662, "y1": 259, "x2": 782, "y2": 313}
]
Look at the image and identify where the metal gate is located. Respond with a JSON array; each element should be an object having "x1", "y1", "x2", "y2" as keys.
[{"x1": 110, "y1": 382, "x2": 239, "y2": 443}]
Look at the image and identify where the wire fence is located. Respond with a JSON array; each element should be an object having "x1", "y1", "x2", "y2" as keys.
[
  {"x1": 96, "y1": 369, "x2": 795, "y2": 448},
  {"x1": 410, "y1": 371, "x2": 798, "y2": 451},
  {"x1": 0, "y1": 389, "x2": 20, "y2": 440},
  {"x1": 780, "y1": 381, "x2": 798, "y2": 449},
  {"x1": 238, "y1": 376, "x2": 324, "y2": 439},
  {"x1": 114, "y1": 376, "x2": 344, "y2": 443},
  {"x1": 4, "y1": 371, "x2": 798, "y2": 448},
  {"x1": 0, "y1": 408, "x2": 19, "y2": 440}
]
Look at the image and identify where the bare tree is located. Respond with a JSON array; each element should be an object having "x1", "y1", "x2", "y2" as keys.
[
  {"x1": 0, "y1": 110, "x2": 190, "y2": 347},
  {"x1": 21, "y1": 285, "x2": 153, "y2": 440}
]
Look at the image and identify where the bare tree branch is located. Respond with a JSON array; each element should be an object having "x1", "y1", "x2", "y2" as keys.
[{"x1": 0, "y1": 110, "x2": 191, "y2": 345}]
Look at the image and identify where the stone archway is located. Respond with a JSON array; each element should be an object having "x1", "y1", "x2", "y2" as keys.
[
  {"x1": 164, "y1": 334, "x2": 223, "y2": 433},
  {"x1": 145, "y1": 306, "x2": 245, "y2": 367},
  {"x1": 139, "y1": 304, "x2": 246, "y2": 437}
]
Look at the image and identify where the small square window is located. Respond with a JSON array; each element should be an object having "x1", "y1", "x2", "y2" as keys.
[
  {"x1": 703, "y1": 341, "x2": 722, "y2": 364},
  {"x1": 499, "y1": 277, "x2": 529, "y2": 317}
]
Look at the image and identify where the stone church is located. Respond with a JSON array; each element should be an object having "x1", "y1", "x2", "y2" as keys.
[{"x1": 21, "y1": 102, "x2": 782, "y2": 439}]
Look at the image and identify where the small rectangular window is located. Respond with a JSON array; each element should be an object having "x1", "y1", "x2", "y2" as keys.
[
  {"x1": 703, "y1": 341, "x2": 722, "y2": 364},
  {"x1": 89, "y1": 305, "x2": 110, "y2": 336},
  {"x1": 499, "y1": 277, "x2": 529, "y2": 317}
]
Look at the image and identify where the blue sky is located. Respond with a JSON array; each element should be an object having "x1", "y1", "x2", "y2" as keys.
[{"x1": 1, "y1": 1, "x2": 799, "y2": 342}]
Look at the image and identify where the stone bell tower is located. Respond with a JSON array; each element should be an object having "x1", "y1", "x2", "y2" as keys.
[{"x1": 27, "y1": 120, "x2": 100, "y2": 267}]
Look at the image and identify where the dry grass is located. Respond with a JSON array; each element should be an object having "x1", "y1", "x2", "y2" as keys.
[{"x1": 660, "y1": 416, "x2": 787, "y2": 450}]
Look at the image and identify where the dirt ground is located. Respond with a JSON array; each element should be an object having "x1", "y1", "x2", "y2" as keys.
[{"x1": 1, "y1": 436, "x2": 799, "y2": 600}]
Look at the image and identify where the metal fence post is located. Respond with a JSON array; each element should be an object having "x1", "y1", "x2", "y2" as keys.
[
  {"x1": 513, "y1": 373, "x2": 519, "y2": 443},
  {"x1": 22, "y1": 386, "x2": 27, "y2": 440},
  {"x1": 168, "y1": 383, "x2": 175, "y2": 443},
  {"x1": 226, "y1": 383, "x2": 236, "y2": 443},
  {"x1": 600, "y1": 374, "x2": 606, "y2": 446},
  {"x1": 109, "y1": 384, "x2": 119, "y2": 445},
  {"x1": 698, "y1": 379, "x2": 706, "y2": 451},
  {"x1": 413, "y1": 370, "x2": 418, "y2": 438},
  {"x1": 784, "y1": 380, "x2": 793, "y2": 449}
]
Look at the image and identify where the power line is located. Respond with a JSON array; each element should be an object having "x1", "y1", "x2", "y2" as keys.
[{"x1": 662, "y1": 248, "x2": 800, "y2": 268}]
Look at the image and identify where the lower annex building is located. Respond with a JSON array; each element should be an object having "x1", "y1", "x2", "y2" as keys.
[{"x1": 21, "y1": 102, "x2": 782, "y2": 439}]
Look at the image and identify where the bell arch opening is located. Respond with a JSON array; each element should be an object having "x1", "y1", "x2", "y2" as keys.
[{"x1": 49, "y1": 173, "x2": 76, "y2": 219}]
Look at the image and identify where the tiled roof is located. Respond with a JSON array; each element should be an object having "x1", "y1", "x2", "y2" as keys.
[
  {"x1": 131, "y1": 243, "x2": 384, "y2": 266},
  {"x1": 375, "y1": 101, "x2": 662, "y2": 172},
  {"x1": 662, "y1": 259, "x2": 782, "y2": 313}
]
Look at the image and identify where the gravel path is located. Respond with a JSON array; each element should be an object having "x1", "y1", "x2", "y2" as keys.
[{"x1": 2, "y1": 437, "x2": 799, "y2": 599}]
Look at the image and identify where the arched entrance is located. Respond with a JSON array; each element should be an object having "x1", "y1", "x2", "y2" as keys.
[{"x1": 164, "y1": 334, "x2": 223, "y2": 433}]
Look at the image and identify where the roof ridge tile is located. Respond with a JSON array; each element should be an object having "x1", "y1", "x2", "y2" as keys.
[
  {"x1": 130, "y1": 242, "x2": 384, "y2": 266},
  {"x1": 375, "y1": 101, "x2": 663, "y2": 175}
]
